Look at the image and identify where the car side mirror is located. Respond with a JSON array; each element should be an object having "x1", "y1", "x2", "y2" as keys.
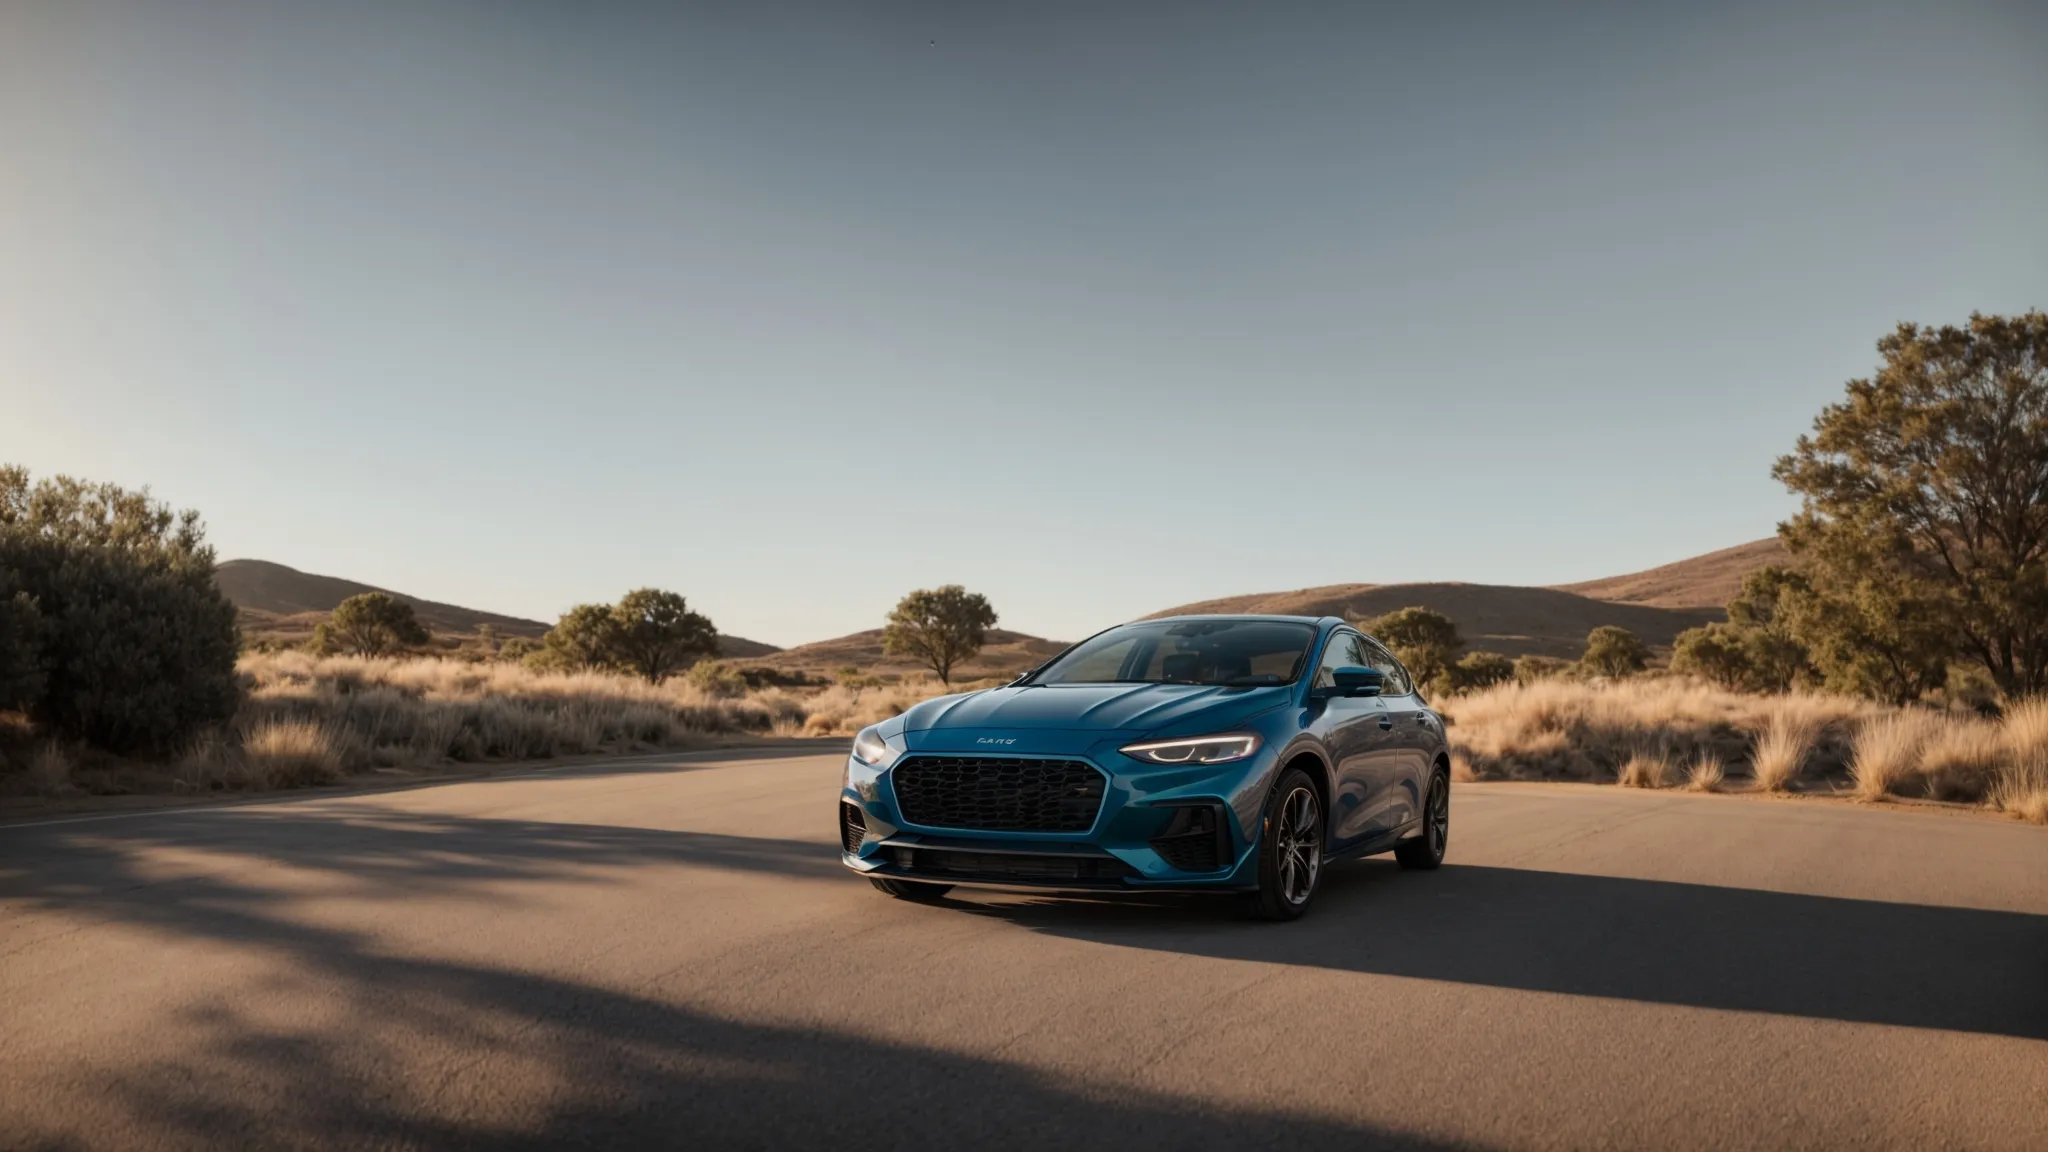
[{"x1": 1330, "y1": 666, "x2": 1383, "y2": 698}]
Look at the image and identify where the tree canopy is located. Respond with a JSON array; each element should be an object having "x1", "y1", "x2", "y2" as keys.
[
  {"x1": 1356, "y1": 606, "x2": 1462, "y2": 691},
  {"x1": 321, "y1": 593, "x2": 430, "y2": 657},
  {"x1": 883, "y1": 585, "x2": 997, "y2": 686},
  {"x1": 0, "y1": 465, "x2": 239, "y2": 753},
  {"x1": 532, "y1": 591, "x2": 718, "y2": 682},
  {"x1": 1774, "y1": 311, "x2": 2048, "y2": 697},
  {"x1": 1579, "y1": 626, "x2": 1648, "y2": 679}
]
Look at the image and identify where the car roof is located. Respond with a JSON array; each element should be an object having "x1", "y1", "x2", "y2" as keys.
[{"x1": 1137, "y1": 614, "x2": 1337, "y2": 627}]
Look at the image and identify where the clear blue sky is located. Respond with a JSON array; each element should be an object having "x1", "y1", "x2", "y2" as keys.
[{"x1": 4, "y1": 2, "x2": 2045, "y2": 647}]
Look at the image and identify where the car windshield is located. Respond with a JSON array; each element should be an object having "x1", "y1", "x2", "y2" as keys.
[{"x1": 1031, "y1": 619, "x2": 1317, "y2": 687}]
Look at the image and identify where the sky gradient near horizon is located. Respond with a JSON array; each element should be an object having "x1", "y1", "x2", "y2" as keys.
[{"x1": 5, "y1": 2, "x2": 2046, "y2": 647}]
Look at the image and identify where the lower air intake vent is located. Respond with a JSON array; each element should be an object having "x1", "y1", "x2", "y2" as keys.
[
  {"x1": 1149, "y1": 804, "x2": 1227, "y2": 872},
  {"x1": 889, "y1": 847, "x2": 1138, "y2": 883},
  {"x1": 839, "y1": 802, "x2": 867, "y2": 854},
  {"x1": 891, "y1": 756, "x2": 1105, "y2": 832}
]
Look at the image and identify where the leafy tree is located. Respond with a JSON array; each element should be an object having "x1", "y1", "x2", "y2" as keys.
[
  {"x1": 539, "y1": 603, "x2": 618, "y2": 671},
  {"x1": 1447, "y1": 650, "x2": 1514, "y2": 693},
  {"x1": 1723, "y1": 567, "x2": 1818, "y2": 692},
  {"x1": 1670, "y1": 623, "x2": 1753, "y2": 690},
  {"x1": 0, "y1": 584, "x2": 45, "y2": 711},
  {"x1": 1357, "y1": 607, "x2": 1463, "y2": 691},
  {"x1": 1579, "y1": 626, "x2": 1648, "y2": 679},
  {"x1": 608, "y1": 588, "x2": 718, "y2": 683},
  {"x1": 1774, "y1": 311, "x2": 2048, "y2": 697},
  {"x1": 0, "y1": 465, "x2": 239, "y2": 753},
  {"x1": 325, "y1": 593, "x2": 430, "y2": 657},
  {"x1": 883, "y1": 585, "x2": 997, "y2": 686}
]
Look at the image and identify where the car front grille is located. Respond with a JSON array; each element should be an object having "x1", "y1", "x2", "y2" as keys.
[
  {"x1": 890, "y1": 756, "x2": 1106, "y2": 833},
  {"x1": 839, "y1": 802, "x2": 867, "y2": 854},
  {"x1": 887, "y1": 846, "x2": 1138, "y2": 883}
]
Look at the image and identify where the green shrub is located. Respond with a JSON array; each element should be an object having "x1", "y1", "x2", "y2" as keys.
[
  {"x1": 1355, "y1": 607, "x2": 1462, "y2": 691},
  {"x1": 686, "y1": 660, "x2": 749, "y2": 698},
  {"x1": 325, "y1": 592, "x2": 430, "y2": 657},
  {"x1": 0, "y1": 466, "x2": 240, "y2": 754},
  {"x1": 1579, "y1": 626, "x2": 1649, "y2": 679},
  {"x1": 1448, "y1": 651, "x2": 1514, "y2": 693}
]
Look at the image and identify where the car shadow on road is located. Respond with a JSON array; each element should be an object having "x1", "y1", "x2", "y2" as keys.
[{"x1": 957, "y1": 858, "x2": 2048, "y2": 1041}]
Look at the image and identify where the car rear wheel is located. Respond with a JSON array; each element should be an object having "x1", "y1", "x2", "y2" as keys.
[
  {"x1": 1395, "y1": 767, "x2": 1450, "y2": 870},
  {"x1": 1250, "y1": 768, "x2": 1323, "y2": 921},
  {"x1": 870, "y1": 877, "x2": 952, "y2": 902}
]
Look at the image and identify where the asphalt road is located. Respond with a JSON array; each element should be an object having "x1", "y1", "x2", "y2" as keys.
[{"x1": 3, "y1": 746, "x2": 2045, "y2": 1151}]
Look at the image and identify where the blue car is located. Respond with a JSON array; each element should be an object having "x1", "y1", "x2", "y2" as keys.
[{"x1": 839, "y1": 615, "x2": 1451, "y2": 920}]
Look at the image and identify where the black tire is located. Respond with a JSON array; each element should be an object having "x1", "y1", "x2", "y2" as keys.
[
  {"x1": 1249, "y1": 767, "x2": 1325, "y2": 921},
  {"x1": 1395, "y1": 766, "x2": 1450, "y2": 870},
  {"x1": 870, "y1": 877, "x2": 952, "y2": 902}
]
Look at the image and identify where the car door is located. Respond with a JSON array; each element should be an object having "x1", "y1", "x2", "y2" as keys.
[
  {"x1": 1359, "y1": 637, "x2": 1432, "y2": 833},
  {"x1": 1311, "y1": 630, "x2": 1402, "y2": 849}
]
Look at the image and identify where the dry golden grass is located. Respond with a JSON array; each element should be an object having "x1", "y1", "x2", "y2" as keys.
[
  {"x1": 1752, "y1": 708, "x2": 1822, "y2": 792},
  {"x1": 1444, "y1": 678, "x2": 1866, "y2": 784},
  {"x1": 1686, "y1": 750, "x2": 1726, "y2": 792},
  {"x1": 1615, "y1": 747, "x2": 1673, "y2": 788},
  {"x1": 1916, "y1": 717, "x2": 2006, "y2": 801},
  {"x1": 1848, "y1": 711, "x2": 1936, "y2": 802},
  {"x1": 241, "y1": 718, "x2": 345, "y2": 788},
  {"x1": 1993, "y1": 699, "x2": 2048, "y2": 824},
  {"x1": 132, "y1": 653, "x2": 975, "y2": 795},
  {"x1": 25, "y1": 742, "x2": 75, "y2": 796},
  {"x1": 1446, "y1": 677, "x2": 2048, "y2": 822}
]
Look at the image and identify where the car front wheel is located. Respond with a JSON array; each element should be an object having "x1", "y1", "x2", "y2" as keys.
[{"x1": 1250, "y1": 768, "x2": 1324, "y2": 921}]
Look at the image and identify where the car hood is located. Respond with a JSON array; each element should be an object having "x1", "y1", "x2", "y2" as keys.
[{"x1": 898, "y1": 682, "x2": 1288, "y2": 737}]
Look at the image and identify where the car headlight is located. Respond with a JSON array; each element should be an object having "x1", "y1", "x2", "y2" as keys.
[
  {"x1": 852, "y1": 726, "x2": 893, "y2": 766},
  {"x1": 1119, "y1": 733, "x2": 1260, "y2": 765}
]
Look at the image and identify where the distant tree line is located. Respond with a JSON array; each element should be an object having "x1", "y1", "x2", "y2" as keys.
[{"x1": 1348, "y1": 605, "x2": 1646, "y2": 697}]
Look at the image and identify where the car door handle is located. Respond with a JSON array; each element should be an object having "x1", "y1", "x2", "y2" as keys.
[{"x1": 1377, "y1": 717, "x2": 1394, "y2": 730}]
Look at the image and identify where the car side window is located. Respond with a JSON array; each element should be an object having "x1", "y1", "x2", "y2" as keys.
[
  {"x1": 1360, "y1": 638, "x2": 1412, "y2": 696},
  {"x1": 1311, "y1": 631, "x2": 1367, "y2": 690}
]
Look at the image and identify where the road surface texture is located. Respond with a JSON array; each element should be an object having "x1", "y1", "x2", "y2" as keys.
[{"x1": 3, "y1": 746, "x2": 2045, "y2": 1151}]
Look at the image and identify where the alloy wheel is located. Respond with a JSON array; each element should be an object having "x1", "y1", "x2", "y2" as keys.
[
  {"x1": 1428, "y1": 774, "x2": 1450, "y2": 856},
  {"x1": 1274, "y1": 786, "x2": 1322, "y2": 905}
]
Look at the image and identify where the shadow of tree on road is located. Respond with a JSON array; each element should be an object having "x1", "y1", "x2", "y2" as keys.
[
  {"x1": 7, "y1": 806, "x2": 2045, "y2": 1149},
  {"x1": 3, "y1": 812, "x2": 1469, "y2": 1151}
]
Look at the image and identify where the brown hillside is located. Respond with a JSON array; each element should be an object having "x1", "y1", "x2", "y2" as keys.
[
  {"x1": 1145, "y1": 582, "x2": 1719, "y2": 661},
  {"x1": 216, "y1": 559, "x2": 779, "y2": 658},
  {"x1": 746, "y1": 628, "x2": 1067, "y2": 680},
  {"x1": 1550, "y1": 538, "x2": 1786, "y2": 609}
]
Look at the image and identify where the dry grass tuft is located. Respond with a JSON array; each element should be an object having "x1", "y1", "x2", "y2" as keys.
[
  {"x1": 1849, "y1": 711, "x2": 1935, "y2": 801},
  {"x1": 1916, "y1": 717, "x2": 2006, "y2": 802},
  {"x1": 1992, "y1": 698, "x2": 2048, "y2": 824},
  {"x1": 25, "y1": 742, "x2": 75, "y2": 796},
  {"x1": 241, "y1": 719, "x2": 345, "y2": 788},
  {"x1": 1686, "y1": 751, "x2": 1726, "y2": 793},
  {"x1": 1752, "y1": 708, "x2": 1821, "y2": 792},
  {"x1": 1615, "y1": 747, "x2": 1673, "y2": 788}
]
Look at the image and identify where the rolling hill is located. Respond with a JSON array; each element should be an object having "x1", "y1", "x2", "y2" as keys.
[
  {"x1": 216, "y1": 560, "x2": 780, "y2": 659},
  {"x1": 1142, "y1": 581, "x2": 1720, "y2": 661},
  {"x1": 1548, "y1": 537, "x2": 1785, "y2": 609},
  {"x1": 744, "y1": 629, "x2": 1068, "y2": 681},
  {"x1": 1136, "y1": 538, "x2": 1786, "y2": 661}
]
